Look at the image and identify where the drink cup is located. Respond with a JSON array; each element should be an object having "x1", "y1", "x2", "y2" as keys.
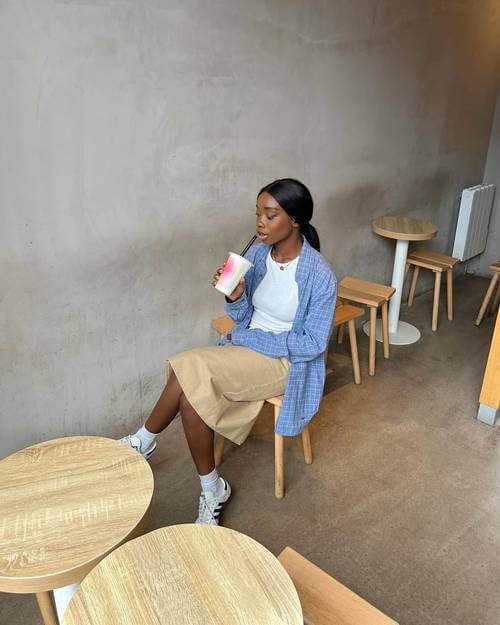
[{"x1": 214, "y1": 252, "x2": 253, "y2": 297}]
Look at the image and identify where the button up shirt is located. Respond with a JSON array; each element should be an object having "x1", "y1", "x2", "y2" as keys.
[{"x1": 220, "y1": 238, "x2": 337, "y2": 436}]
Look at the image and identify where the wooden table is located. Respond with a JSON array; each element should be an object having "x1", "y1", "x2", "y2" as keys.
[
  {"x1": 477, "y1": 308, "x2": 500, "y2": 426},
  {"x1": 0, "y1": 436, "x2": 154, "y2": 625},
  {"x1": 63, "y1": 524, "x2": 303, "y2": 625},
  {"x1": 370, "y1": 216, "x2": 437, "y2": 344}
]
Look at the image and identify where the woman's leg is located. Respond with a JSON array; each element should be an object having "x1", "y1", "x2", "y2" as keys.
[
  {"x1": 144, "y1": 367, "x2": 216, "y2": 473},
  {"x1": 178, "y1": 391, "x2": 231, "y2": 525},
  {"x1": 144, "y1": 370, "x2": 184, "y2": 433},
  {"x1": 121, "y1": 370, "x2": 185, "y2": 456},
  {"x1": 179, "y1": 391, "x2": 215, "y2": 475}
]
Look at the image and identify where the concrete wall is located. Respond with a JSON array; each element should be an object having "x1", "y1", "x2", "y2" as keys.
[
  {"x1": 1, "y1": 0, "x2": 499, "y2": 458},
  {"x1": 475, "y1": 89, "x2": 500, "y2": 276}
]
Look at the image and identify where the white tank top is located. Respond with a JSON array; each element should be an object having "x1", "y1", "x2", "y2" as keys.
[{"x1": 249, "y1": 249, "x2": 299, "y2": 333}]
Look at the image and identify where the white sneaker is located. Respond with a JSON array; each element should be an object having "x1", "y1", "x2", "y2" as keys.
[
  {"x1": 119, "y1": 434, "x2": 157, "y2": 460},
  {"x1": 195, "y1": 478, "x2": 232, "y2": 525}
]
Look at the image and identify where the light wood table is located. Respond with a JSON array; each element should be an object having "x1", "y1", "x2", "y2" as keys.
[
  {"x1": 370, "y1": 216, "x2": 437, "y2": 344},
  {"x1": 63, "y1": 524, "x2": 303, "y2": 625},
  {"x1": 477, "y1": 308, "x2": 500, "y2": 425},
  {"x1": 0, "y1": 436, "x2": 154, "y2": 625}
]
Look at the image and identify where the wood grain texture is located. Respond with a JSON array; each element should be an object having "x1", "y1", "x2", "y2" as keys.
[
  {"x1": 407, "y1": 249, "x2": 459, "y2": 268},
  {"x1": 372, "y1": 216, "x2": 437, "y2": 241},
  {"x1": 0, "y1": 436, "x2": 153, "y2": 592},
  {"x1": 347, "y1": 320, "x2": 361, "y2": 384},
  {"x1": 333, "y1": 305, "x2": 364, "y2": 326},
  {"x1": 476, "y1": 270, "x2": 499, "y2": 326},
  {"x1": 278, "y1": 547, "x2": 398, "y2": 625},
  {"x1": 63, "y1": 525, "x2": 303, "y2": 625},
  {"x1": 339, "y1": 277, "x2": 395, "y2": 306},
  {"x1": 479, "y1": 309, "x2": 500, "y2": 410}
]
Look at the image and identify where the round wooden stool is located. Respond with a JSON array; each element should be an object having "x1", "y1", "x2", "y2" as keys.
[
  {"x1": 0, "y1": 436, "x2": 154, "y2": 625},
  {"x1": 63, "y1": 524, "x2": 303, "y2": 625}
]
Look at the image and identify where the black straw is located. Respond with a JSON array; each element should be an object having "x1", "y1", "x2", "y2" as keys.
[{"x1": 239, "y1": 235, "x2": 257, "y2": 257}]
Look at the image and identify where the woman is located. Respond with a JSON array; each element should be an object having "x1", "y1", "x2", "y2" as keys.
[{"x1": 120, "y1": 178, "x2": 337, "y2": 525}]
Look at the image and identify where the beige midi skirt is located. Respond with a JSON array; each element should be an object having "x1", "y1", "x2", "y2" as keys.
[{"x1": 166, "y1": 344, "x2": 290, "y2": 445}]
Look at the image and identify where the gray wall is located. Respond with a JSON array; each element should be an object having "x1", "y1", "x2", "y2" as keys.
[
  {"x1": 1, "y1": 1, "x2": 499, "y2": 458},
  {"x1": 475, "y1": 89, "x2": 500, "y2": 276}
]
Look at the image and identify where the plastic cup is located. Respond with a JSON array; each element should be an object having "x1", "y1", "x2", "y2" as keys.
[{"x1": 214, "y1": 252, "x2": 253, "y2": 297}]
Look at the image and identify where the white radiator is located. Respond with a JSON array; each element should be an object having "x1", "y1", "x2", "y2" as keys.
[{"x1": 452, "y1": 184, "x2": 496, "y2": 261}]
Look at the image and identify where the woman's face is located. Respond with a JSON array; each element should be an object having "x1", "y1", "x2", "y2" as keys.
[{"x1": 255, "y1": 192, "x2": 298, "y2": 245}]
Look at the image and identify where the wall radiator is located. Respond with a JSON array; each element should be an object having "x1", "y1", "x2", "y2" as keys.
[{"x1": 452, "y1": 184, "x2": 496, "y2": 262}]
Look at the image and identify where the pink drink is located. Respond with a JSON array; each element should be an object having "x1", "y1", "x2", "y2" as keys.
[{"x1": 214, "y1": 252, "x2": 253, "y2": 297}]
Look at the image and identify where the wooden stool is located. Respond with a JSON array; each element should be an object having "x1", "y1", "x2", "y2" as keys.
[
  {"x1": 338, "y1": 277, "x2": 395, "y2": 376},
  {"x1": 214, "y1": 394, "x2": 313, "y2": 499},
  {"x1": 333, "y1": 304, "x2": 364, "y2": 385},
  {"x1": 405, "y1": 249, "x2": 460, "y2": 331},
  {"x1": 475, "y1": 261, "x2": 500, "y2": 326},
  {"x1": 210, "y1": 305, "x2": 363, "y2": 498},
  {"x1": 278, "y1": 547, "x2": 399, "y2": 625}
]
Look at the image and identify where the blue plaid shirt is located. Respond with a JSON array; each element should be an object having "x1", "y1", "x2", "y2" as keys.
[{"x1": 220, "y1": 238, "x2": 337, "y2": 436}]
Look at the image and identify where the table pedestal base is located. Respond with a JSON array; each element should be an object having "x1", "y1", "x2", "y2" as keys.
[
  {"x1": 363, "y1": 319, "x2": 421, "y2": 345},
  {"x1": 54, "y1": 582, "x2": 80, "y2": 621}
]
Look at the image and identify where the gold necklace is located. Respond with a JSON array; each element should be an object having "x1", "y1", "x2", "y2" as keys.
[{"x1": 271, "y1": 248, "x2": 296, "y2": 270}]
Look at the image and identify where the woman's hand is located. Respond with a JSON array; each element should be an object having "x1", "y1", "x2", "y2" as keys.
[{"x1": 212, "y1": 263, "x2": 245, "y2": 301}]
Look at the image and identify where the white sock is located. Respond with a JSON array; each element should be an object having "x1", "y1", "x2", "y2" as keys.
[
  {"x1": 199, "y1": 468, "x2": 221, "y2": 494},
  {"x1": 135, "y1": 424, "x2": 157, "y2": 449}
]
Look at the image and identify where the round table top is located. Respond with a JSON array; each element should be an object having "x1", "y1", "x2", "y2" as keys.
[
  {"x1": 63, "y1": 524, "x2": 303, "y2": 625},
  {"x1": 372, "y1": 216, "x2": 437, "y2": 241},
  {"x1": 0, "y1": 436, "x2": 154, "y2": 593}
]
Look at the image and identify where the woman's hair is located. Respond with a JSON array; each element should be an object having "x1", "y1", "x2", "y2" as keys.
[{"x1": 258, "y1": 178, "x2": 320, "y2": 251}]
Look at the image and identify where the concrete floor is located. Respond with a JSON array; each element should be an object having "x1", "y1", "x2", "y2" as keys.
[{"x1": 2, "y1": 274, "x2": 499, "y2": 625}]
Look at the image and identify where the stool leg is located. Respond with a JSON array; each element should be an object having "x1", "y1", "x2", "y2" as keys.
[
  {"x1": 347, "y1": 319, "x2": 361, "y2": 384},
  {"x1": 491, "y1": 282, "x2": 500, "y2": 315},
  {"x1": 274, "y1": 406, "x2": 284, "y2": 499},
  {"x1": 408, "y1": 265, "x2": 420, "y2": 306},
  {"x1": 301, "y1": 426, "x2": 313, "y2": 464},
  {"x1": 447, "y1": 269, "x2": 453, "y2": 321},
  {"x1": 337, "y1": 323, "x2": 344, "y2": 344},
  {"x1": 432, "y1": 271, "x2": 441, "y2": 331},
  {"x1": 36, "y1": 592, "x2": 58, "y2": 625},
  {"x1": 381, "y1": 301, "x2": 389, "y2": 359},
  {"x1": 369, "y1": 306, "x2": 376, "y2": 376},
  {"x1": 214, "y1": 434, "x2": 224, "y2": 467},
  {"x1": 404, "y1": 262, "x2": 410, "y2": 279},
  {"x1": 475, "y1": 274, "x2": 498, "y2": 326}
]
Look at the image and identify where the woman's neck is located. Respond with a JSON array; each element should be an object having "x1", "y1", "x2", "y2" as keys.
[{"x1": 272, "y1": 234, "x2": 303, "y2": 263}]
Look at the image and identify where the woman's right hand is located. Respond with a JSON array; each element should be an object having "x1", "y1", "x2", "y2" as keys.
[{"x1": 212, "y1": 263, "x2": 245, "y2": 301}]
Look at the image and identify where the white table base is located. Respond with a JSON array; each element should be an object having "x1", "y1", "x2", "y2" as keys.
[
  {"x1": 53, "y1": 583, "x2": 80, "y2": 621},
  {"x1": 363, "y1": 319, "x2": 421, "y2": 345},
  {"x1": 364, "y1": 236, "x2": 422, "y2": 345}
]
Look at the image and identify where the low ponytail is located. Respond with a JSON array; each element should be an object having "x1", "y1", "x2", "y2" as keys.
[
  {"x1": 304, "y1": 223, "x2": 320, "y2": 252},
  {"x1": 257, "y1": 178, "x2": 321, "y2": 252}
]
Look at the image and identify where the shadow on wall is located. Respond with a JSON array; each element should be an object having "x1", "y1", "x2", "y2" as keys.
[{"x1": 322, "y1": 170, "x2": 452, "y2": 291}]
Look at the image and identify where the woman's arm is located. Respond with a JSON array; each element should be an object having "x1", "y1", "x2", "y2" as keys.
[
  {"x1": 230, "y1": 271, "x2": 337, "y2": 362},
  {"x1": 224, "y1": 289, "x2": 251, "y2": 322}
]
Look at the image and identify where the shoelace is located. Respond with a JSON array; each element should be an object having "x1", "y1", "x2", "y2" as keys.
[
  {"x1": 198, "y1": 492, "x2": 219, "y2": 522},
  {"x1": 198, "y1": 493, "x2": 207, "y2": 518}
]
